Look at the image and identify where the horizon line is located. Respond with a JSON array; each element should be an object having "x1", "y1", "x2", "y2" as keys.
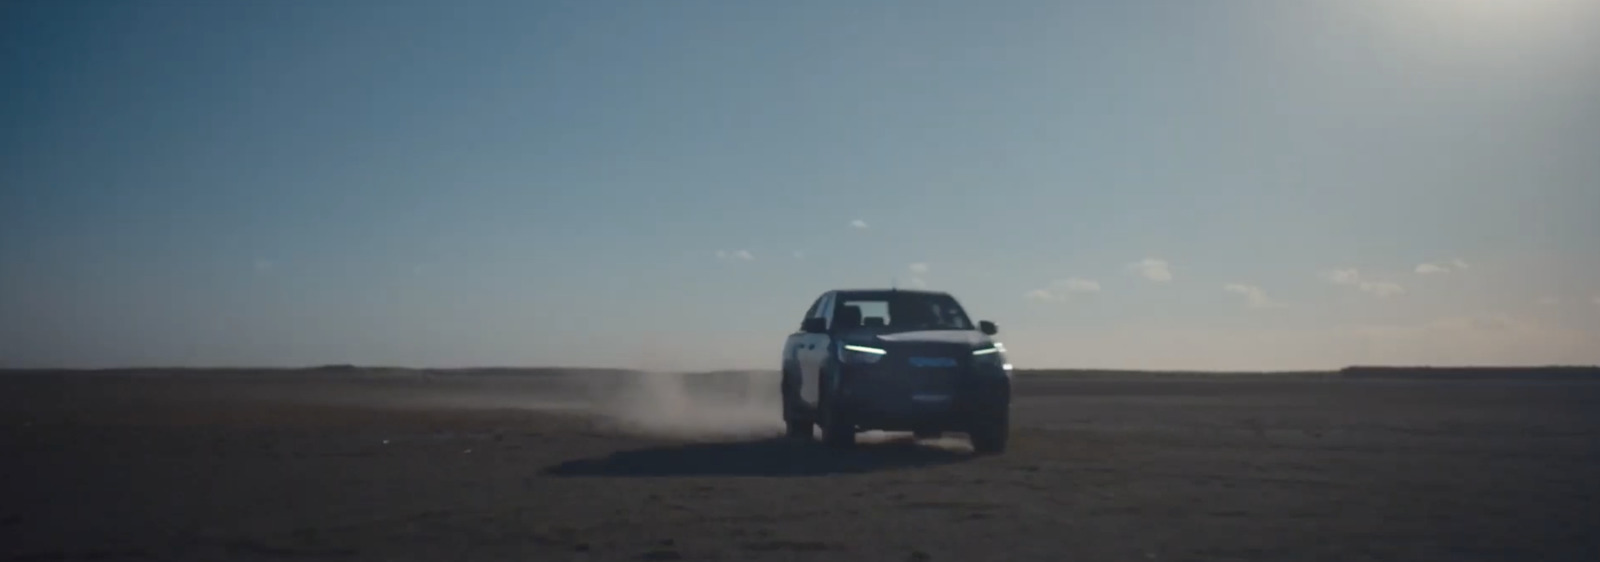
[{"x1": 3, "y1": 364, "x2": 1599, "y2": 375}]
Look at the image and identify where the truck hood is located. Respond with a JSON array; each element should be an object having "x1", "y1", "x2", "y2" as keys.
[{"x1": 852, "y1": 329, "x2": 992, "y2": 348}]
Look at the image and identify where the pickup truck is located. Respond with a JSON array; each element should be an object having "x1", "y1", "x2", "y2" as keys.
[{"x1": 780, "y1": 288, "x2": 1012, "y2": 453}]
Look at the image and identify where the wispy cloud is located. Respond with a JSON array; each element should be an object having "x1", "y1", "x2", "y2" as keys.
[
  {"x1": 253, "y1": 259, "x2": 274, "y2": 272},
  {"x1": 1224, "y1": 283, "x2": 1284, "y2": 309},
  {"x1": 1128, "y1": 258, "x2": 1173, "y2": 282},
  {"x1": 715, "y1": 249, "x2": 754, "y2": 261},
  {"x1": 1321, "y1": 268, "x2": 1404, "y2": 297},
  {"x1": 1415, "y1": 258, "x2": 1469, "y2": 275},
  {"x1": 792, "y1": 250, "x2": 804, "y2": 260},
  {"x1": 908, "y1": 262, "x2": 929, "y2": 274},
  {"x1": 1025, "y1": 277, "x2": 1101, "y2": 303},
  {"x1": 1536, "y1": 296, "x2": 1560, "y2": 306},
  {"x1": 850, "y1": 219, "x2": 869, "y2": 230}
]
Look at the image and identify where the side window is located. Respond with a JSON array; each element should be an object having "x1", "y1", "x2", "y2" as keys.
[
  {"x1": 800, "y1": 292, "x2": 832, "y2": 330},
  {"x1": 801, "y1": 296, "x2": 822, "y2": 325}
]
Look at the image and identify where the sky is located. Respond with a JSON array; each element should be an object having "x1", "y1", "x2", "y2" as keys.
[{"x1": 3, "y1": 0, "x2": 1599, "y2": 371}]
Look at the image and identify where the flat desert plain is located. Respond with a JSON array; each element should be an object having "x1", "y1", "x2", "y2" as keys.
[{"x1": 2, "y1": 368, "x2": 1598, "y2": 561}]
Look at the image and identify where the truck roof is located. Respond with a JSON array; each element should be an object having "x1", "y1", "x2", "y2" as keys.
[{"x1": 831, "y1": 288, "x2": 951, "y2": 297}]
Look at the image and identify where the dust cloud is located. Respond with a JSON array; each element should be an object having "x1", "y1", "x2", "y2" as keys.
[
  {"x1": 321, "y1": 368, "x2": 970, "y2": 445},
  {"x1": 277, "y1": 368, "x2": 790, "y2": 439},
  {"x1": 576, "y1": 370, "x2": 788, "y2": 439},
  {"x1": 567, "y1": 372, "x2": 975, "y2": 447}
]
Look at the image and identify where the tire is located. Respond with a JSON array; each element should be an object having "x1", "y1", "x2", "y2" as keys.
[
  {"x1": 969, "y1": 410, "x2": 1009, "y2": 454},
  {"x1": 818, "y1": 366, "x2": 855, "y2": 449},
  {"x1": 786, "y1": 419, "x2": 812, "y2": 440}
]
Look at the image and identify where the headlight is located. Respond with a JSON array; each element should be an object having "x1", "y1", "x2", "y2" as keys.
[
  {"x1": 972, "y1": 344, "x2": 1009, "y2": 370},
  {"x1": 840, "y1": 344, "x2": 886, "y2": 365}
]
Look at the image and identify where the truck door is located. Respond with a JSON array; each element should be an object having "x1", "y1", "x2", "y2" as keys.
[{"x1": 798, "y1": 291, "x2": 835, "y2": 406}]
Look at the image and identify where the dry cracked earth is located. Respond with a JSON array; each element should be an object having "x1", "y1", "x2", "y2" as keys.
[{"x1": 2, "y1": 369, "x2": 1598, "y2": 561}]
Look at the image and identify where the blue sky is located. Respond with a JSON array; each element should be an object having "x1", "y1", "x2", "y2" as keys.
[{"x1": 3, "y1": 0, "x2": 1598, "y2": 370}]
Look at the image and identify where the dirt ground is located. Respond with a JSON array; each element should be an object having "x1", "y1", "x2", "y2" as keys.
[{"x1": 2, "y1": 369, "x2": 1598, "y2": 561}]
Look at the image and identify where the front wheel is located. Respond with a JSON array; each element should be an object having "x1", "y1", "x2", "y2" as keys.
[
  {"x1": 817, "y1": 367, "x2": 855, "y2": 449},
  {"x1": 969, "y1": 411, "x2": 1009, "y2": 454},
  {"x1": 785, "y1": 418, "x2": 812, "y2": 440}
]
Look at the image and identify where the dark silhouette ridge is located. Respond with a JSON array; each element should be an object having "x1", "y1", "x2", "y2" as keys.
[{"x1": 1340, "y1": 366, "x2": 1600, "y2": 380}]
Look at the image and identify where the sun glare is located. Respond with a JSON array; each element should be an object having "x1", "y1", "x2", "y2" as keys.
[
  {"x1": 1385, "y1": 0, "x2": 1594, "y2": 36},
  {"x1": 1339, "y1": 0, "x2": 1598, "y2": 71}
]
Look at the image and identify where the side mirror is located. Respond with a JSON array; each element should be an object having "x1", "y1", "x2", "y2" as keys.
[
  {"x1": 979, "y1": 320, "x2": 998, "y2": 335},
  {"x1": 801, "y1": 317, "x2": 828, "y2": 334}
]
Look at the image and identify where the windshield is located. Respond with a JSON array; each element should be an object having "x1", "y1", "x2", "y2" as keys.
[{"x1": 833, "y1": 292, "x2": 974, "y2": 331}]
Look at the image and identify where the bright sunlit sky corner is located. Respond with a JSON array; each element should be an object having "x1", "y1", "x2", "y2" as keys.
[{"x1": 2, "y1": 0, "x2": 1597, "y2": 371}]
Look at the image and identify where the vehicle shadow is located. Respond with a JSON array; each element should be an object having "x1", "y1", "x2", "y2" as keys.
[{"x1": 540, "y1": 434, "x2": 974, "y2": 477}]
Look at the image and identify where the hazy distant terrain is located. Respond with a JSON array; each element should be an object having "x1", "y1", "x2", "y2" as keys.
[{"x1": 3, "y1": 366, "x2": 1598, "y2": 561}]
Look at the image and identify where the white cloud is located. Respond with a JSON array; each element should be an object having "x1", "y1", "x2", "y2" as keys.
[
  {"x1": 1128, "y1": 258, "x2": 1173, "y2": 282},
  {"x1": 1025, "y1": 277, "x2": 1101, "y2": 302},
  {"x1": 715, "y1": 249, "x2": 754, "y2": 261},
  {"x1": 1321, "y1": 268, "x2": 1404, "y2": 297},
  {"x1": 1415, "y1": 258, "x2": 1469, "y2": 275},
  {"x1": 1224, "y1": 283, "x2": 1284, "y2": 309},
  {"x1": 907, "y1": 277, "x2": 927, "y2": 288},
  {"x1": 908, "y1": 262, "x2": 929, "y2": 274},
  {"x1": 1324, "y1": 269, "x2": 1360, "y2": 285},
  {"x1": 850, "y1": 219, "x2": 869, "y2": 229},
  {"x1": 253, "y1": 259, "x2": 274, "y2": 272}
]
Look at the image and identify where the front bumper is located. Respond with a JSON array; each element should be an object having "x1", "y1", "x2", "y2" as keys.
[{"x1": 833, "y1": 364, "x2": 1011, "y2": 431}]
